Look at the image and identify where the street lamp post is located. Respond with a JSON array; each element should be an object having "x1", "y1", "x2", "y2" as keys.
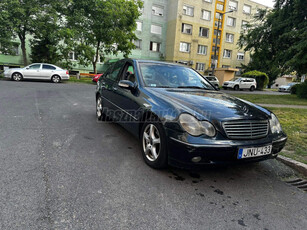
[{"x1": 212, "y1": 10, "x2": 233, "y2": 76}]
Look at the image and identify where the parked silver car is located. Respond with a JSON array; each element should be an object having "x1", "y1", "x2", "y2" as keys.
[
  {"x1": 278, "y1": 82, "x2": 298, "y2": 92},
  {"x1": 4, "y1": 63, "x2": 69, "y2": 83}
]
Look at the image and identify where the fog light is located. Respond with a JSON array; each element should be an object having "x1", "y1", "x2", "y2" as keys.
[{"x1": 191, "y1": 157, "x2": 202, "y2": 163}]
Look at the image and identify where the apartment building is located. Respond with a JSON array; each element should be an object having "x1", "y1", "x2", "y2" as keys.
[
  {"x1": 165, "y1": 0, "x2": 269, "y2": 74},
  {"x1": 0, "y1": 0, "x2": 268, "y2": 74}
]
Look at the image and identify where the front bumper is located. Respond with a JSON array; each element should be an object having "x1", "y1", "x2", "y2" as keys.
[{"x1": 166, "y1": 128, "x2": 287, "y2": 168}]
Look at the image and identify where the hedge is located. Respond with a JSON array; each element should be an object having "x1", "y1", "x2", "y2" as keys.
[
  {"x1": 297, "y1": 81, "x2": 307, "y2": 99},
  {"x1": 242, "y1": 70, "x2": 269, "y2": 90}
]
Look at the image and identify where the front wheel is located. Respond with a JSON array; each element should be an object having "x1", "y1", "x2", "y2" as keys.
[
  {"x1": 234, "y1": 85, "x2": 239, "y2": 91},
  {"x1": 141, "y1": 121, "x2": 167, "y2": 169},
  {"x1": 12, "y1": 73, "x2": 22, "y2": 81},
  {"x1": 51, "y1": 75, "x2": 61, "y2": 83},
  {"x1": 250, "y1": 86, "x2": 255, "y2": 91}
]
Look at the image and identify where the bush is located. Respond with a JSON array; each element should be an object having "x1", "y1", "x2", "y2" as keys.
[
  {"x1": 291, "y1": 84, "x2": 299, "y2": 94},
  {"x1": 242, "y1": 70, "x2": 269, "y2": 90},
  {"x1": 297, "y1": 81, "x2": 307, "y2": 99}
]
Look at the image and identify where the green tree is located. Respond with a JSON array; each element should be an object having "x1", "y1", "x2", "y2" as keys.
[
  {"x1": 0, "y1": 0, "x2": 42, "y2": 66},
  {"x1": 239, "y1": 0, "x2": 307, "y2": 85},
  {"x1": 66, "y1": 0, "x2": 142, "y2": 73}
]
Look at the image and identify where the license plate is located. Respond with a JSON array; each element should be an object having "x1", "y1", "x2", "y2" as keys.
[{"x1": 238, "y1": 145, "x2": 272, "y2": 159}]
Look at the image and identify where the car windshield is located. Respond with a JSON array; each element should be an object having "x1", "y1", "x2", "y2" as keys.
[
  {"x1": 139, "y1": 63, "x2": 215, "y2": 90},
  {"x1": 234, "y1": 78, "x2": 242, "y2": 82},
  {"x1": 288, "y1": 83, "x2": 295, "y2": 86}
]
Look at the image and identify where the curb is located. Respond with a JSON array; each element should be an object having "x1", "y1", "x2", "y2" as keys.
[{"x1": 277, "y1": 155, "x2": 307, "y2": 177}]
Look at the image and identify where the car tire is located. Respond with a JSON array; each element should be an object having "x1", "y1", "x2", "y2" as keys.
[
  {"x1": 51, "y1": 75, "x2": 61, "y2": 83},
  {"x1": 140, "y1": 119, "x2": 168, "y2": 169},
  {"x1": 250, "y1": 86, "x2": 255, "y2": 91},
  {"x1": 12, "y1": 72, "x2": 23, "y2": 81},
  {"x1": 96, "y1": 95, "x2": 106, "y2": 121},
  {"x1": 223, "y1": 87, "x2": 227, "y2": 90},
  {"x1": 234, "y1": 85, "x2": 239, "y2": 91}
]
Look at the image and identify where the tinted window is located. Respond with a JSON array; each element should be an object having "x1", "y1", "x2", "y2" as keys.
[
  {"x1": 139, "y1": 63, "x2": 214, "y2": 90},
  {"x1": 43, "y1": 64, "x2": 56, "y2": 70},
  {"x1": 28, "y1": 64, "x2": 41, "y2": 70},
  {"x1": 106, "y1": 61, "x2": 122, "y2": 81}
]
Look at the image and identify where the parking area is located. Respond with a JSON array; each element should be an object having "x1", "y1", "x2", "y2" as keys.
[{"x1": 0, "y1": 80, "x2": 306, "y2": 229}]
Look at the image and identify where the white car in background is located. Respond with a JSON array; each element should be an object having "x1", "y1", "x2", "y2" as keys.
[
  {"x1": 204, "y1": 76, "x2": 219, "y2": 88},
  {"x1": 4, "y1": 63, "x2": 69, "y2": 83},
  {"x1": 278, "y1": 82, "x2": 298, "y2": 92},
  {"x1": 223, "y1": 77, "x2": 257, "y2": 91}
]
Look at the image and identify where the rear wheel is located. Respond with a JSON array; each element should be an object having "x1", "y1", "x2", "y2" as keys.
[
  {"x1": 141, "y1": 120, "x2": 167, "y2": 169},
  {"x1": 234, "y1": 85, "x2": 239, "y2": 91},
  {"x1": 96, "y1": 96, "x2": 106, "y2": 121},
  {"x1": 12, "y1": 73, "x2": 22, "y2": 81},
  {"x1": 51, "y1": 75, "x2": 61, "y2": 83},
  {"x1": 250, "y1": 85, "x2": 255, "y2": 91}
]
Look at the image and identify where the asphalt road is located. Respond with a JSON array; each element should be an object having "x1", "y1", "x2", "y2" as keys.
[{"x1": 0, "y1": 80, "x2": 306, "y2": 230}]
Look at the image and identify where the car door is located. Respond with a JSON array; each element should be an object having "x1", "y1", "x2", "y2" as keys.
[
  {"x1": 110, "y1": 61, "x2": 142, "y2": 133},
  {"x1": 23, "y1": 64, "x2": 41, "y2": 79},
  {"x1": 101, "y1": 60, "x2": 125, "y2": 116},
  {"x1": 42, "y1": 64, "x2": 57, "y2": 79}
]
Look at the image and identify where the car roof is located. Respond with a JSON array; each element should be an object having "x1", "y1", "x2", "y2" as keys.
[{"x1": 121, "y1": 58, "x2": 191, "y2": 67}]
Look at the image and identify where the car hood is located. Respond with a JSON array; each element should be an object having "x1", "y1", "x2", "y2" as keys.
[
  {"x1": 147, "y1": 88, "x2": 270, "y2": 121},
  {"x1": 279, "y1": 85, "x2": 290, "y2": 89}
]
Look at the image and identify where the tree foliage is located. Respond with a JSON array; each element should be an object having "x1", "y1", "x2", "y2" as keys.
[
  {"x1": 242, "y1": 70, "x2": 269, "y2": 90},
  {"x1": 239, "y1": 0, "x2": 307, "y2": 85},
  {"x1": 0, "y1": 0, "x2": 43, "y2": 66},
  {"x1": 65, "y1": 0, "x2": 142, "y2": 73}
]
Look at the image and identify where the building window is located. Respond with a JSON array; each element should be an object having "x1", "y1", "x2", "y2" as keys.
[
  {"x1": 136, "y1": 21, "x2": 142, "y2": 31},
  {"x1": 69, "y1": 52, "x2": 78, "y2": 61},
  {"x1": 151, "y1": 24, "x2": 162, "y2": 34},
  {"x1": 243, "y1": 5, "x2": 251, "y2": 14},
  {"x1": 196, "y1": 63, "x2": 205, "y2": 71},
  {"x1": 229, "y1": 1, "x2": 238, "y2": 11},
  {"x1": 199, "y1": 27, "x2": 209, "y2": 37},
  {"x1": 223, "y1": 49, "x2": 232, "y2": 58},
  {"x1": 133, "y1": 39, "x2": 142, "y2": 49},
  {"x1": 214, "y1": 29, "x2": 221, "y2": 37},
  {"x1": 179, "y1": 42, "x2": 191, "y2": 52},
  {"x1": 227, "y1": 17, "x2": 236, "y2": 27},
  {"x1": 152, "y1": 5, "x2": 164, "y2": 16},
  {"x1": 213, "y1": 37, "x2": 220, "y2": 45},
  {"x1": 222, "y1": 65, "x2": 230, "y2": 68},
  {"x1": 183, "y1": 5, "x2": 194, "y2": 16},
  {"x1": 182, "y1": 23, "x2": 193, "y2": 34},
  {"x1": 203, "y1": 0, "x2": 212, "y2": 3},
  {"x1": 150, "y1": 42, "x2": 161, "y2": 52},
  {"x1": 237, "y1": 52, "x2": 244, "y2": 60},
  {"x1": 212, "y1": 46, "x2": 220, "y2": 53},
  {"x1": 215, "y1": 12, "x2": 222, "y2": 19},
  {"x1": 226, "y1": 33, "x2": 234, "y2": 43},
  {"x1": 197, "y1": 45, "x2": 207, "y2": 55},
  {"x1": 216, "y1": 3, "x2": 224, "y2": 11},
  {"x1": 241, "y1": 20, "x2": 248, "y2": 29},
  {"x1": 214, "y1": 20, "x2": 222, "y2": 28},
  {"x1": 201, "y1": 9, "x2": 211, "y2": 20}
]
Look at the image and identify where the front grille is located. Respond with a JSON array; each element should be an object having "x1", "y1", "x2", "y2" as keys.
[{"x1": 223, "y1": 120, "x2": 269, "y2": 140}]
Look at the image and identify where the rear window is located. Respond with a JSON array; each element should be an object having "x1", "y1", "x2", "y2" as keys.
[{"x1": 43, "y1": 65, "x2": 56, "y2": 70}]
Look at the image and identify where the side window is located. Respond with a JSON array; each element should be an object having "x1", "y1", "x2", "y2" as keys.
[
  {"x1": 106, "y1": 62, "x2": 123, "y2": 81},
  {"x1": 42, "y1": 64, "x2": 56, "y2": 70},
  {"x1": 120, "y1": 62, "x2": 136, "y2": 83},
  {"x1": 28, "y1": 64, "x2": 41, "y2": 70}
]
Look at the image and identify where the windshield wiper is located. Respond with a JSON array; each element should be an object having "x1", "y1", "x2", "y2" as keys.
[{"x1": 177, "y1": 86, "x2": 207, "y2": 89}]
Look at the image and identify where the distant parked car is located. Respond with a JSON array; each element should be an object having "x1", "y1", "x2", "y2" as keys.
[
  {"x1": 204, "y1": 76, "x2": 219, "y2": 88},
  {"x1": 3, "y1": 63, "x2": 69, "y2": 83},
  {"x1": 223, "y1": 78, "x2": 257, "y2": 91},
  {"x1": 278, "y1": 82, "x2": 298, "y2": 92},
  {"x1": 92, "y1": 73, "x2": 103, "y2": 83}
]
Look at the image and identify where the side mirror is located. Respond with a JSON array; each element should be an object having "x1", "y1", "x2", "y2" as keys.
[
  {"x1": 26, "y1": 67, "x2": 29, "y2": 70},
  {"x1": 118, "y1": 80, "x2": 137, "y2": 90}
]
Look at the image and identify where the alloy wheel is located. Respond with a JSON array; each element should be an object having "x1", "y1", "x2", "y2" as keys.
[
  {"x1": 96, "y1": 97, "x2": 102, "y2": 118},
  {"x1": 142, "y1": 124, "x2": 161, "y2": 162},
  {"x1": 13, "y1": 73, "x2": 21, "y2": 81},
  {"x1": 52, "y1": 76, "x2": 60, "y2": 83}
]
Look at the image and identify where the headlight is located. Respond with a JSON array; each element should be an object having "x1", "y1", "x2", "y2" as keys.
[
  {"x1": 270, "y1": 113, "x2": 282, "y2": 134},
  {"x1": 179, "y1": 113, "x2": 216, "y2": 137}
]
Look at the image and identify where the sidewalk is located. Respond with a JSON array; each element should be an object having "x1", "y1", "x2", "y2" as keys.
[{"x1": 258, "y1": 104, "x2": 307, "y2": 109}]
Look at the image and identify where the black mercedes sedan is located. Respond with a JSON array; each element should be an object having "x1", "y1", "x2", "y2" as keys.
[{"x1": 95, "y1": 59, "x2": 287, "y2": 169}]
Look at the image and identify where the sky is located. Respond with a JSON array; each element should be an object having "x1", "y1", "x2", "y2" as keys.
[{"x1": 251, "y1": 0, "x2": 275, "y2": 8}]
